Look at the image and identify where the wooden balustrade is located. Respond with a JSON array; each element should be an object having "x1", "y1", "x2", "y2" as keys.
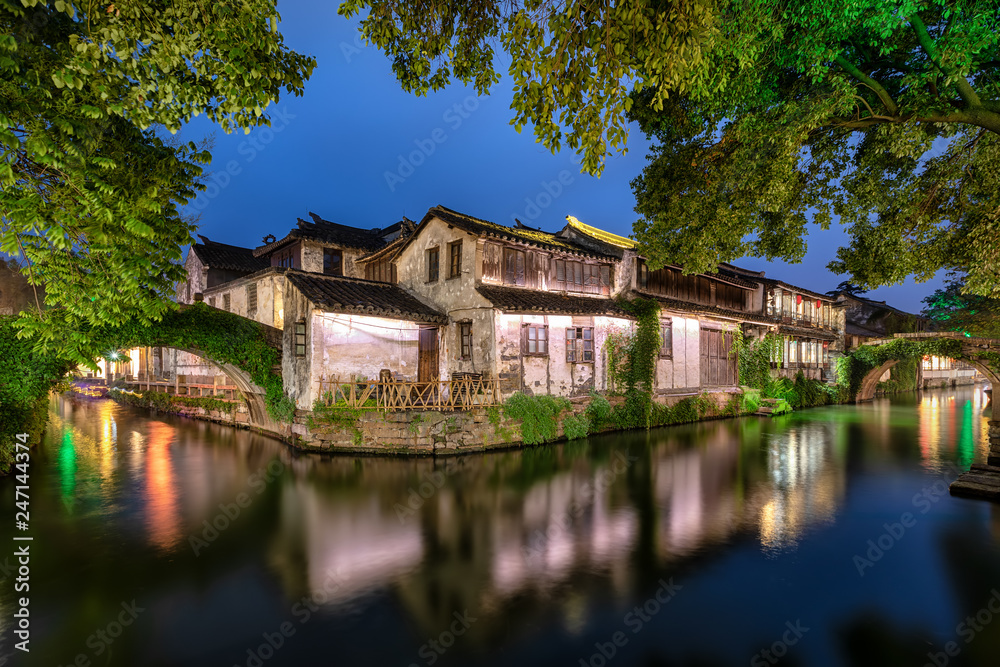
[{"x1": 316, "y1": 375, "x2": 501, "y2": 411}]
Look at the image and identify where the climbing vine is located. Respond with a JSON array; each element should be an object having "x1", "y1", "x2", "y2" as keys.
[
  {"x1": 603, "y1": 297, "x2": 661, "y2": 430},
  {"x1": 729, "y1": 327, "x2": 783, "y2": 390}
]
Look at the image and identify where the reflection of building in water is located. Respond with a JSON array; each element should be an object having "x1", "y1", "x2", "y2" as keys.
[
  {"x1": 757, "y1": 423, "x2": 843, "y2": 550},
  {"x1": 264, "y1": 419, "x2": 847, "y2": 644}
]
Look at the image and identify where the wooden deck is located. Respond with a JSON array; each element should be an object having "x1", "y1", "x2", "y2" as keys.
[{"x1": 950, "y1": 464, "x2": 1000, "y2": 502}]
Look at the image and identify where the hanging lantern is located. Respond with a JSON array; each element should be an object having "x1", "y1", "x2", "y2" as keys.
[
  {"x1": 796, "y1": 294, "x2": 802, "y2": 305},
  {"x1": 816, "y1": 299, "x2": 822, "y2": 309}
]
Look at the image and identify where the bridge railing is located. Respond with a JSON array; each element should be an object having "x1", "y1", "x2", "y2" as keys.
[{"x1": 315, "y1": 375, "x2": 501, "y2": 411}]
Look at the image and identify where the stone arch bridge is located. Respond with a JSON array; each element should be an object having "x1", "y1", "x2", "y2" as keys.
[
  {"x1": 105, "y1": 305, "x2": 289, "y2": 438},
  {"x1": 856, "y1": 333, "x2": 1000, "y2": 500}
]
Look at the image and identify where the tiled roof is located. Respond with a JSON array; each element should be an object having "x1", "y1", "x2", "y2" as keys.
[
  {"x1": 286, "y1": 271, "x2": 447, "y2": 323},
  {"x1": 424, "y1": 206, "x2": 615, "y2": 259},
  {"x1": 357, "y1": 233, "x2": 408, "y2": 263},
  {"x1": 564, "y1": 216, "x2": 636, "y2": 249},
  {"x1": 712, "y1": 266, "x2": 763, "y2": 289},
  {"x1": 634, "y1": 290, "x2": 777, "y2": 325},
  {"x1": 846, "y1": 322, "x2": 883, "y2": 338},
  {"x1": 192, "y1": 237, "x2": 270, "y2": 273},
  {"x1": 254, "y1": 213, "x2": 387, "y2": 257},
  {"x1": 476, "y1": 285, "x2": 631, "y2": 317}
]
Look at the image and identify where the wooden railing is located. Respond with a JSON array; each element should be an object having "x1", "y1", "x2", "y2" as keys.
[
  {"x1": 316, "y1": 375, "x2": 501, "y2": 411},
  {"x1": 121, "y1": 378, "x2": 242, "y2": 402}
]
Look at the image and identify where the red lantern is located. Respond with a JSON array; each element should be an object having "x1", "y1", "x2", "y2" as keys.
[
  {"x1": 816, "y1": 299, "x2": 822, "y2": 309},
  {"x1": 796, "y1": 294, "x2": 802, "y2": 305}
]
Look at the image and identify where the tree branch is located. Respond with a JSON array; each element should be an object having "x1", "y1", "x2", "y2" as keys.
[
  {"x1": 834, "y1": 54, "x2": 899, "y2": 115},
  {"x1": 908, "y1": 13, "x2": 982, "y2": 109}
]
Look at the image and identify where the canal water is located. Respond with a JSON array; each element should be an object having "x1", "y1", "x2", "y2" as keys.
[{"x1": 1, "y1": 387, "x2": 999, "y2": 667}]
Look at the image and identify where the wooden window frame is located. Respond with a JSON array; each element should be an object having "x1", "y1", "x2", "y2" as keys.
[
  {"x1": 246, "y1": 283, "x2": 257, "y2": 315},
  {"x1": 448, "y1": 240, "x2": 463, "y2": 279},
  {"x1": 294, "y1": 320, "x2": 307, "y2": 358},
  {"x1": 521, "y1": 324, "x2": 549, "y2": 357},
  {"x1": 660, "y1": 321, "x2": 673, "y2": 358},
  {"x1": 458, "y1": 321, "x2": 472, "y2": 360},
  {"x1": 504, "y1": 247, "x2": 526, "y2": 286},
  {"x1": 566, "y1": 327, "x2": 594, "y2": 363},
  {"x1": 323, "y1": 248, "x2": 343, "y2": 276},
  {"x1": 426, "y1": 247, "x2": 439, "y2": 283}
]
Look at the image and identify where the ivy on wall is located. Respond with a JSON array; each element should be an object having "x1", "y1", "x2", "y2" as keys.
[
  {"x1": 603, "y1": 296, "x2": 661, "y2": 430},
  {"x1": 730, "y1": 327, "x2": 783, "y2": 391}
]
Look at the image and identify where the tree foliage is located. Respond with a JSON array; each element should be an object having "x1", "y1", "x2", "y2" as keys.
[
  {"x1": 631, "y1": 0, "x2": 1000, "y2": 296},
  {"x1": 922, "y1": 272, "x2": 1000, "y2": 337},
  {"x1": 1, "y1": 0, "x2": 315, "y2": 366}
]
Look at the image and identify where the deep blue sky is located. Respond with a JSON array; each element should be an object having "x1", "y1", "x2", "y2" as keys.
[{"x1": 178, "y1": 0, "x2": 944, "y2": 314}]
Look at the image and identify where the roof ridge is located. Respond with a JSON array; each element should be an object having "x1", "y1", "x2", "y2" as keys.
[{"x1": 285, "y1": 269, "x2": 393, "y2": 287}]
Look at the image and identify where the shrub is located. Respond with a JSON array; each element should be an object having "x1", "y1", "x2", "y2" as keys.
[
  {"x1": 562, "y1": 414, "x2": 590, "y2": 440},
  {"x1": 585, "y1": 391, "x2": 612, "y2": 431},
  {"x1": 503, "y1": 392, "x2": 571, "y2": 445}
]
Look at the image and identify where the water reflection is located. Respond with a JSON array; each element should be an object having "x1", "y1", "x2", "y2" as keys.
[{"x1": 3, "y1": 385, "x2": 997, "y2": 666}]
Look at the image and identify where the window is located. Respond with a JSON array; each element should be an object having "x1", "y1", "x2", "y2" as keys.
[
  {"x1": 566, "y1": 327, "x2": 594, "y2": 363},
  {"x1": 427, "y1": 247, "x2": 439, "y2": 282},
  {"x1": 660, "y1": 321, "x2": 673, "y2": 358},
  {"x1": 246, "y1": 283, "x2": 257, "y2": 315},
  {"x1": 448, "y1": 240, "x2": 462, "y2": 278},
  {"x1": 208, "y1": 296, "x2": 216, "y2": 308},
  {"x1": 504, "y1": 247, "x2": 525, "y2": 286},
  {"x1": 323, "y1": 248, "x2": 343, "y2": 276},
  {"x1": 276, "y1": 251, "x2": 294, "y2": 268},
  {"x1": 222, "y1": 293, "x2": 231, "y2": 312},
  {"x1": 294, "y1": 321, "x2": 306, "y2": 357},
  {"x1": 638, "y1": 261, "x2": 648, "y2": 289},
  {"x1": 522, "y1": 324, "x2": 548, "y2": 356},
  {"x1": 459, "y1": 322, "x2": 472, "y2": 360}
]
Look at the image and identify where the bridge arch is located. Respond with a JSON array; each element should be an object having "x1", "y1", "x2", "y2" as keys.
[
  {"x1": 96, "y1": 304, "x2": 292, "y2": 435},
  {"x1": 161, "y1": 346, "x2": 286, "y2": 436},
  {"x1": 852, "y1": 335, "x2": 1000, "y2": 421}
]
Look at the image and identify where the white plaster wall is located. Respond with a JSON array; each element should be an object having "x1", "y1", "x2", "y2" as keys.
[
  {"x1": 309, "y1": 313, "x2": 421, "y2": 400},
  {"x1": 654, "y1": 315, "x2": 701, "y2": 391},
  {"x1": 493, "y1": 312, "x2": 632, "y2": 397},
  {"x1": 396, "y1": 216, "x2": 495, "y2": 380},
  {"x1": 176, "y1": 250, "x2": 207, "y2": 304},
  {"x1": 203, "y1": 273, "x2": 285, "y2": 328},
  {"x1": 300, "y1": 240, "x2": 367, "y2": 278}
]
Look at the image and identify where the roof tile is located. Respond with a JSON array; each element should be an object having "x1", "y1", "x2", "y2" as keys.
[{"x1": 286, "y1": 271, "x2": 447, "y2": 323}]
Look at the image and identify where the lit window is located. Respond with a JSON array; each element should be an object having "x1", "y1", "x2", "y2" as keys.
[
  {"x1": 427, "y1": 247, "x2": 439, "y2": 282},
  {"x1": 566, "y1": 327, "x2": 594, "y2": 363},
  {"x1": 294, "y1": 321, "x2": 306, "y2": 357},
  {"x1": 323, "y1": 249, "x2": 343, "y2": 276},
  {"x1": 522, "y1": 325, "x2": 548, "y2": 356},
  {"x1": 660, "y1": 321, "x2": 673, "y2": 358},
  {"x1": 459, "y1": 322, "x2": 472, "y2": 360}
]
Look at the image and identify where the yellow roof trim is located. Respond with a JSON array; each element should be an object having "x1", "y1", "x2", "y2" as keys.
[{"x1": 566, "y1": 215, "x2": 636, "y2": 249}]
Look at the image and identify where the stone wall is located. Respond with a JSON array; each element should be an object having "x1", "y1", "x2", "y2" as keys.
[{"x1": 298, "y1": 399, "x2": 593, "y2": 455}]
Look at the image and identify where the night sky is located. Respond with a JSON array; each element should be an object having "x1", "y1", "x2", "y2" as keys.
[{"x1": 177, "y1": 0, "x2": 945, "y2": 314}]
